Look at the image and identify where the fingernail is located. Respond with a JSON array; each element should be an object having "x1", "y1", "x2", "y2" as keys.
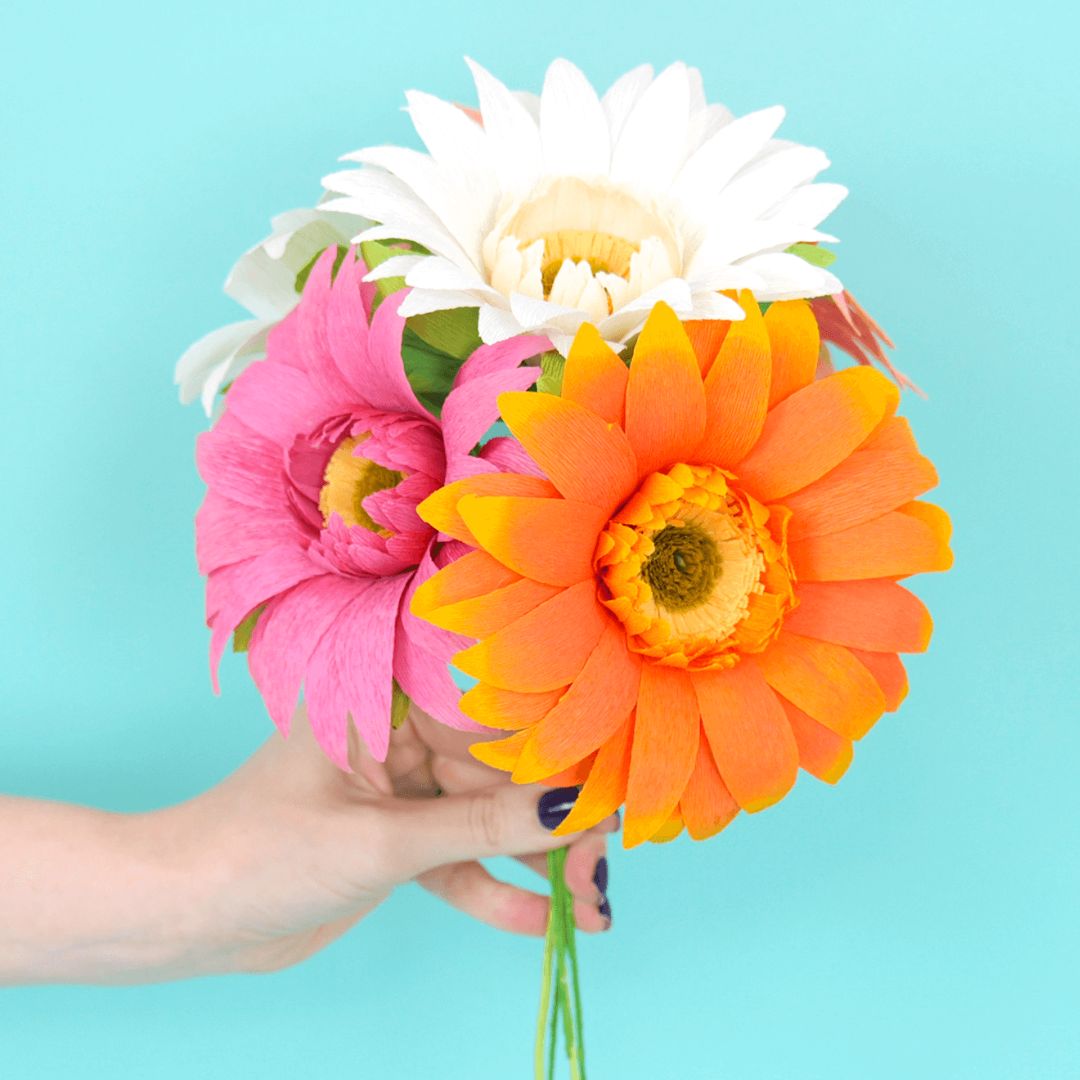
[
  {"x1": 537, "y1": 787, "x2": 579, "y2": 830},
  {"x1": 592, "y1": 856, "x2": 608, "y2": 896},
  {"x1": 598, "y1": 896, "x2": 612, "y2": 928}
]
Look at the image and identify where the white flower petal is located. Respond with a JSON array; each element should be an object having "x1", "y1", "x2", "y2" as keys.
[
  {"x1": 610, "y1": 62, "x2": 691, "y2": 189},
  {"x1": 361, "y1": 254, "x2": 426, "y2": 281},
  {"x1": 405, "y1": 256, "x2": 497, "y2": 296},
  {"x1": 396, "y1": 288, "x2": 482, "y2": 318},
  {"x1": 477, "y1": 303, "x2": 524, "y2": 344},
  {"x1": 597, "y1": 277, "x2": 695, "y2": 340},
  {"x1": 404, "y1": 89, "x2": 490, "y2": 174},
  {"x1": 601, "y1": 64, "x2": 653, "y2": 144},
  {"x1": 687, "y1": 221, "x2": 836, "y2": 281},
  {"x1": 736, "y1": 252, "x2": 842, "y2": 300},
  {"x1": 763, "y1": 182, "x2": 849, "y2": 230},
  {"x1": 509, "y1": 292, "x2": 589, "y2": 334},
  {"x1": 540, "y1": 59, "x2": 610, "y2": 176},
  {"x1": 175, "y1": 319, "x2": 268, "y2": 411},
  {"x1": 688, "y1": 290, "x2": 746, "y2": 319},
  {"x1": 713, "y1": 146, "x2": 832, "y2": 223},
  {"x1": 465, "y1": 57, "x2": 542, "y2": 193},
  {"x1": 674, "y1": 106, "x2": 787, "y2": 218}
]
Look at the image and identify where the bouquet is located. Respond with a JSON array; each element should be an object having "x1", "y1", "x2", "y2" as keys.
[{"x1": 180, "y1": 59, "x2": 950, "y2": 1078}]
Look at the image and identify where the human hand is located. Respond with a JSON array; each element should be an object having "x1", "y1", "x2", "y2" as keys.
[{"x1": 166, "y1": 704, "x2": 617, "y2": 976}]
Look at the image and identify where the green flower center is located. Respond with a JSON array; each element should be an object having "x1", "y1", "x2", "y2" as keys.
[{"x1": 641, "y1": 524, "x2": 722, "y2": 612}]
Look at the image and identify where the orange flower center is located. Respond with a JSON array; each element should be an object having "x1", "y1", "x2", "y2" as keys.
[
  {"x1": 318, "y1": 436, "x2": 402, "y2": 534},
  {"x1": 595, "y1": 463, "x2": 796, "y2": 671}
]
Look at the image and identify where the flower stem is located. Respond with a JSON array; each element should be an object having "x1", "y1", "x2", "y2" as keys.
[{"x1": 534, "y1": 847, "x2": 587, "y2": 1080}]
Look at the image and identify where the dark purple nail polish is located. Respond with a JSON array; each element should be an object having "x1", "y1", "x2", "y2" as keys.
[
  {"x1": 593, "y1": 856, "x2": 608, "y2": 895},
  {"x1": 599, "y1": 896, "x2": 612, "y2": 926},
  {"x1": 538, "y1": 786, "x2": 579, "y2": 830}
]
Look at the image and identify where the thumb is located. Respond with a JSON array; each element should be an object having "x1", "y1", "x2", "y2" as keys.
[{"x1": 382, "y1": 784, "x2": 584, "y2": 880}]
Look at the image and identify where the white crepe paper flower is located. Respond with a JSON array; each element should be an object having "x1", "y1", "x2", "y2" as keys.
[
  {"x1": 322, "y1": 59, "x2": 846, "y2": 354},
  {"x1": 176, "y1": 206, "x2": 366, "y2": 413}
]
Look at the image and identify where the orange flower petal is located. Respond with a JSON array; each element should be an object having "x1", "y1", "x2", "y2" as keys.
[
  {"x1": 783, "y1": 580, "x2": 933, "y2": 653},
  {"x1": 680, "y1": 737, "x2": 740, "y2": 840},
  {"x1": 650, "y1": 809, "x2": 685, "y2": 843},
  {"x1": 420, "y1": 577, "x2": 562, "y2": 638},
  {"x1": 788, "y1": 501, "x2": 953, "y2": 581},
  {"x1": 765, "y1": 299, "x2": 820, "y2": 406},
  {"x1": 470, "y1": 729, "x2": 532, "y2": 771},
  {"x1": 694, "y1": 661, "x2": 799, "y2": 812},
  {"x1": 779, "y1": 697, "x2": 854, "y2": 783},
  {"x1": 418, "y1": 472, "x2": 557, "y2": 545},
  {"x1": 553, "y1": 714, "x2": 634, "y2": 836},
  {"x1": 783, "y1": 418, "x2": 938, "y2": 541},
  {"x1": 498, "y1": 391, "x2": 638, "y2": 513},
  {"x1": 851, "y1": 649, "x2": 908, "y2": 710},
  {"x1": 544, "y1": 755, "x2": 596, "y2": 788},
  {"x1": 459, "y1": 683, "x2": 565, "y2": 731},
  {"x1": 757, "y1": 631, "x2": 887, "y2": 740},
  {"x1": 561, "y1": 322, "x2": 628, "y2": 426},
  {"x1": 623, "y1": 664, "x2": 700, "y2": 848},
  {"x1": 695, "y1": 292, "x2": 771, "y2": 467},
  {"x1": 455, "y1": 580, "x2": 608, "y2": 692},
  {"x1": 683, "y1": 319, "x2": 731, "y2": 375},
  {"x1": 624, "y1": 303, "x2": 707, "y2": 478},
  {"x1": 736, "y1": 367, "x2": 900, "y2": 501},
  {"x1": 458, "y1": 494, "x2": 608, "y2": 587},
  {"x1": 513, "y1": 621, "x2": 641, "y2": 783},
  {"x1": 412, "y1": 550, "x2": 519, "y2": 618}
]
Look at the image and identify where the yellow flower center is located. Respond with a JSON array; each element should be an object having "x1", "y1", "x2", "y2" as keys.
[
  {"x1": 318, "y1": 436, "x2": 402, "y2": 534},
  {"x1": 595, "y1": 463, "x2": 796, "y2": 670},
  {"x1": 536, "y1": 229, "x2": 638, "y2": 295}
]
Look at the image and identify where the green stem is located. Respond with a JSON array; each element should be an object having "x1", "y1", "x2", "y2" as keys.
[{"x1": 533, "y1": 847, "x2": 588, "y2": 1080}]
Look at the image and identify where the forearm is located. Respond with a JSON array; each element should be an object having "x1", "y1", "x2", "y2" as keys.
[{"x1": 0, "y1": 796, "x2": 220, "y2": 985}]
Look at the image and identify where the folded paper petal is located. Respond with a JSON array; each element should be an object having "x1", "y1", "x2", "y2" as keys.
[
  {"x1": 851, "y1": 649, "x2": 908, "y2": 710},
  {"x1": 417, "y1": 472, "x2": 558, "y2": 546},
  {"x1": 779, "y1": 696, "x2": 854, "y2": 783},
  {"x1": 498, "y1": 391, "x2": 638, "y2": 512},
  {"x1": 455, "y1": 580, "x2": 608, "y2": 692},
  {"x1": 458, "y1": 494, "x2": 609, "y2": 586},
  {"x1": 625, "y1": 303, "x2": 707, "y2": 477},
  {"x1": 694, "y1": 660, "x2": 798, "y2": 812},
  {"x1": 513, "y1": 621, "x2": 641, "y2": 782},
  {"x1": 764, "y1": 298, "x2": 819, "y2": 406},
  {"x1": 553, "y1": 715, "x2": 634, "y2": 836},
  {"x1": 624, "y1": 664, "x2": 699, "y2": 847},
  {"x1": 783, "y1": 580, "x2": 933, "y2": 653},
  {"x1": 757, "y1": 631, "x2": 887, "y2": 740},
  {"x1": 680, "y1": 737, "x2": 741, "y2": 840},
  {"x1": 736, "y1": 367, "x2": 899, "y2": 501},
  {"x1": 561, "y1": 322, "x2": 629, "y2": 426}
]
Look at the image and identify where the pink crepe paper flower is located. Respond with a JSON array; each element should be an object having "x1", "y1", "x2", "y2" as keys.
[{"x1": 196, "y1": 247, "x2": 548, "y2": 766}]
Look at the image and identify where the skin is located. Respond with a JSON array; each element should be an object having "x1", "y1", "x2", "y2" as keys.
[{"x1": 0, "y1": 706, "x2": 616, "y2": 986}]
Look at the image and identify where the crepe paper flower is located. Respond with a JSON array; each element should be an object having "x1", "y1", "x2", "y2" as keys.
[
  {"x1": 176, "y1": 205, "x2": 366, "y2": 414},
  {"x1": 322, "y1": 59, "x2": 846, "y2": 355},
  {"x1": 413, "y1": 297, "x2": 951, "y2": 847},
  {"x1": 196, "y1": 246, "x2": 548, "y2": 766},
  {"x1": 811, "y1": 290, "x2": 921, "y2": 393}
]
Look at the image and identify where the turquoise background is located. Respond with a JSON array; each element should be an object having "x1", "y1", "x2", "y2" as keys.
[{"x1": 2, "y1": 1, "x2": 1077, "y2": 1077}]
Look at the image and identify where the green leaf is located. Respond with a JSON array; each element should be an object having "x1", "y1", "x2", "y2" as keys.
[
  {"x1": 536, "y1": 350, "x2": 567, "y2": 395},
  {"x1": 391, "y1": 680, "x2": 411, "y2": 729},
  {"x1": 294, "y1": 245, "x2": 349, "y2": 293},
  {"x1": 409, "y1": 307, "x2": 483, "y2": 360},
  {"x1": 787, "y1": 242, "x2": 837, "y2": 269},
  {"x1": 232, "y1": 605, "x2": 265, "y2": 653}
]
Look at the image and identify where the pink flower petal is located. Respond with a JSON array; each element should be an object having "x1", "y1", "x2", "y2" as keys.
[
  {"x1": 248, "y1": 573, "x2": 359, "y2": 733},
  {"x1": 442, "y1": 366, "x2": 540, "y2": 471},
  {"x1": 453, "y1": 334, "x2": 550, "y2": 383},
  {"x1": 303, "y1": 574, "x2": 410, "y2": 765},
  {"x1": 208, "y1": 544, "x2": 324, "y2": 690},
  {"x1": 196, "y1": 412, "x2": 289, "y2": 510},
  {"x1": 357, "y1": 290, "x2": 425, "y2": 416},
  {"x1": 196, "y1": 490, "x2": 309, "y2": 575},
  {"x1": 478, "y1": 435, "x2": 545, "y2": 477},
  {"x1": 223, "y1": 359, "x2": 327, "y2": 450}
]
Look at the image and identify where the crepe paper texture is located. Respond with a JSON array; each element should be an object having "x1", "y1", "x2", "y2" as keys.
[
  {"x1": 177, "y1": 57, "x2": 911, "y2": 416},
  {"x1": 195, "y1": 245, "x2": 549, "y2": 765},
  {"x1": 323, "y1": 58, "x2": 846, "y2": 357},
  {"x1": 413, "y1": 297, "x2": 951, "y2": 847}
]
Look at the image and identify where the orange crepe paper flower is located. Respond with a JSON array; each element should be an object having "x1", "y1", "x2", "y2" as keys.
[{"x1": 413, "y1": 295, "x2": 951, "y2": 847}]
